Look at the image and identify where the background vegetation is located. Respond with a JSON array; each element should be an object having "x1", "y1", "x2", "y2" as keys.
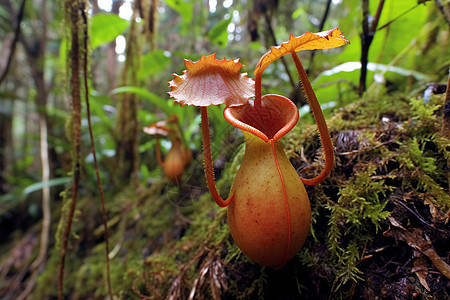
[{"x1": 0, "y1": 0, "x2": 449, "y2": 299}]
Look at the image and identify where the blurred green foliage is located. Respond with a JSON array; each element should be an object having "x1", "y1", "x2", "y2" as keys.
[
  {"x1": 1, "y1": 0, "x2": 447, "y2": 218},
  {"x1": 90, "y1": 13, "x2": 130, "y2": 49},
  {"x1": 0, "y1": 0, "x2": 448, "y2": 297}
]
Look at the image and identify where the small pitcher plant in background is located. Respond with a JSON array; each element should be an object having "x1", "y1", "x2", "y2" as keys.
[
  {"x1": 143, "y1": 115, "x2": 192, "y2": 183},
  {"x1": 169, "y1": 29, "x2": 349, "y2": 269}
]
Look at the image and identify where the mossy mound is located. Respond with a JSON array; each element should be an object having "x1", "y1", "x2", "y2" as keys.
[
  {"x1": 2, "y1": 93, "x2": 449, "y2": 299},
  {"x1": 122, "y1": 93, "x2": 448, "y2": 299}
]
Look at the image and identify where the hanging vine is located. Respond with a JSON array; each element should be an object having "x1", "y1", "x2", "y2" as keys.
[
  {"x1": 57, "y1": 1, "x2": 83, "y2": 298},
  {"x1": 57, "y1": 1, "x2": 112, "y2": 299}
]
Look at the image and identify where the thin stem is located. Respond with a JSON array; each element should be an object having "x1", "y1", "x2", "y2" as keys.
[
  {"x1": 81, "y1": 3, "x2": 113, "y2": 298},
  {"x1": 255, "y1": 72, "x2": 262, "y2": 108},
  {"x1": 290, "y1": 51, "x2": 334, "y2": 185},
  {"x1": 0, "y1": 0, "x2": 26, "y2": 85},
  {"x1": 201, "y1": 107, "x2": 233, "y2": 207},
  {"x1": 359, "y1": 0, "x2": 370, "y2": 96},
  {"x1": 308, "y1": 0, "x2": 332, "y2": 70},
  {"x1": 378, "y1": 3, "x2": 423, "y2": 31},
  {"x1": 318, "y1": 0, "x2": 333, "y2": 32},
  {"x1": 155, "y1": 135, "x2": 165, "y2": 167},
  {"x1": 371, "y1": 0, "x2": 385, "y2": 32},
  {"x1": 359, "y1": 0, "x2": 385, "y2": 95},
  {"x1": 171, "y1": 115, "x2": 189, "y2": 148},
  {"x1": 264, "y1": 11, "x2": 297, "y2": 93}
]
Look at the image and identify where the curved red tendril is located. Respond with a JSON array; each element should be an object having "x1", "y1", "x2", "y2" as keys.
[
  {"x1": 290, "y1": 51, "x2": 334, "y2": 185},
  {"x1": 201, "y1": 107, "x2": 234, "y2": 207}
]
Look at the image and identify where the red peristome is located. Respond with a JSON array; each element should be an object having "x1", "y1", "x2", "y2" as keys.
[{"x1": 223, "y1": 94, "x2": 299, "y2": 143}]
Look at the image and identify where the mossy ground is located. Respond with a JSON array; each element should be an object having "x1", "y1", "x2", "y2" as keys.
[{"x1": 1, "y1": 93, "x2": 449, "y2": 299}]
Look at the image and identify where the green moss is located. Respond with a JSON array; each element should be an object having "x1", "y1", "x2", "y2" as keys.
[
  {"x1": 288, "y1": 94, "x2": 448, "y2": 298},
  {"x1": 119, "y1": 94, "x2": 448, "y2": 299},
  {"x1": 35, "y1": 251, "x2": 61, "y2": 298},
  {"x1": 33, "y1": 92, "x2": 449, "y2": 299},
  {"x1": 324, "y1": 163, "x2": 391, "y2": 289}
]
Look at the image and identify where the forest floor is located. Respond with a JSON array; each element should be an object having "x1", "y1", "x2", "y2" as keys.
[{"x1": 1, "y1": 91, "x2": 449, "y2": 299}]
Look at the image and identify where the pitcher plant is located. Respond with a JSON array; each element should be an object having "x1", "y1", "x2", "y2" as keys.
[
  {"x1": 169, "y1": 29, "x2": 349, "y2": 269},
  {"x1": 143, "y1": 115, "x2": 192, "y2": 183}
]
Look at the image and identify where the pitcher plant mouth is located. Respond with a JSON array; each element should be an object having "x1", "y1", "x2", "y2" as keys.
[{"x1": 223, "y1": 94, "x2": 299, "y2": 143}]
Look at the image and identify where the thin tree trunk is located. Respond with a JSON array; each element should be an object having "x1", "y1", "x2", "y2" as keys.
[
  {"x1": 359, "y1": 0, "x2": 385, "y2": 96},
  {"x1": 115, "y1": 6, "x2": 140, "y2": 186},
  {"x1": 33, "y1": 0, "x2": 50, "y2": 273},
  {"x1": 58, "y1": 1, "x2": 83, "y2": 298},
  {"x1": 15, "y1": 0, "x2": 50, "y2": 298},
  {"x1": 17, "y1": 0, "x2": 51, "y2": 271},
  {"x1": 359, "y1": 0, "x2": 370, "y2": 96}
]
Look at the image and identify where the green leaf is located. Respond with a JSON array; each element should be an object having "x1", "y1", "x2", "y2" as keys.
[
  {"x1": 173, "y1": 51, "x2": 202, "y2": 62},
  {"x1": 14, "y1": 154, "x2": 34, "y2": 172},
  {"x1": 208, "y1": 17, "x2": 231, "y2": 48},
  {"x1": 59, "y1": 37, "x2": 67, "y2": 69},
  {"x1": 90, "y1": 92, "x2": 115, "y2": 128},
  {"x1": 140, "y1": 164, "x2": 151, "y2": 179},
  {"x1": 164, "y1": 0, "x2": 193, "y2": 23},
  {"x1": 110, "y1": 86, "x2": 178, "y2": 116},
  {"x1": 21, "y1": 177, "x2": 72, "y2": 199},
  {"x1": 249, "y1": 41, "x2": 264, "y2": 51},
  {"x1": 138, "y1": 50, "x2": 171, "y2": 79},
  {"x1": 368, "y1": 0, "x2": 427, "y2": 67},
  {"x1": 292, "y1": 7, "x2": 306, "y2": 20},
  {"x1": 90, "y1": 14, "x2": 129, "y2": 49},
  {"x1": 138, "y1": 109, "x2": 158, "y2": 125},
  {"x1": 0, "y1": 6, "x2": 11, "y2": 31}
]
